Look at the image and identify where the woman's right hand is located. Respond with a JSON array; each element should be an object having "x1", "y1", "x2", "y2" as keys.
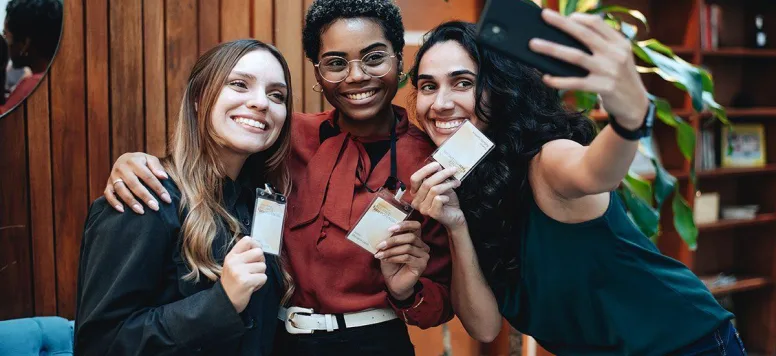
[
  {"x1": 410, "y1": 162, "x2": 466, "y2": 230},
  {"x1": 221, "y1": 237, "x2": 268, "y2": 313},
  {"x1": 104, "y1": 152, "x2": 170, "y2": 214}
]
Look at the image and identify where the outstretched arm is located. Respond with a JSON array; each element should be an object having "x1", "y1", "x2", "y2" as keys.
[{"x1": 529, "y1": 10, "x2": 650, "y2": 200}]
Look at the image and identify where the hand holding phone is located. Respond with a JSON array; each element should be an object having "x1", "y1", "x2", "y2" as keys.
[{"x1": 476, "y1": 0, "x2": 651, "y2": 125}]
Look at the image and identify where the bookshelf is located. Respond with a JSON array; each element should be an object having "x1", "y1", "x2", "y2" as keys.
[
  {"x1": 616, "y1": 0, "x2": 776, "y2": 354},
  {"x1": 525, "y1": 0, "x2": 776, "y2": 355}
]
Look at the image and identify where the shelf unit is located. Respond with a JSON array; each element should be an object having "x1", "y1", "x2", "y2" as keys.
[
  {"x1": 531, "y1": 0, "x2": 776, "y2": 355},
  {"x1": 623, "y1": 0, "x2": 776, "y2": 353}
]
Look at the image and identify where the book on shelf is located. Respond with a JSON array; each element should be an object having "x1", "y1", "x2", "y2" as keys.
[
  {"x1": 700, "y1": 3, "x2": 722, "y2": 50},
  {"x1": 695, "y1": 128, "x2": 717, "y2": 171}
]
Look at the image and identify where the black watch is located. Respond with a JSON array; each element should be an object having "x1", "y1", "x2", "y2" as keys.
[{"x1": 607, "y1": 101, "x2": 656, "y2": 141}]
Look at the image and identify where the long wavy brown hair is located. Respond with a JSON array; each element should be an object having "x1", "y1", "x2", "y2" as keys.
[{"x1": 162, "y1": 39, "x2": 295, "y2": 305}]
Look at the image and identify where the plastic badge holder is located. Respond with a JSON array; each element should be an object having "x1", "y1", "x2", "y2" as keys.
[
  {"x1": 429, "y1": 120, "x2": 495, "y2": 182},
  {"x1": 250, "y1": 184, "x2": 287, "y2": 256},
  {"x1": 346, "y1": 187, "x2": 414, "y2": 254}
]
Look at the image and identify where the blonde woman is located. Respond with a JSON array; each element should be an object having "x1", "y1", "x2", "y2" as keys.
[{"x1": 74, "y1": 39, "x2": 294, "y2": 356}]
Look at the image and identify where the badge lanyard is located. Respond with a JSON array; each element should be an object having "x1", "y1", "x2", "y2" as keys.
[{"x1": 355, "y1": 116, "x2": 404, "y2": 195}]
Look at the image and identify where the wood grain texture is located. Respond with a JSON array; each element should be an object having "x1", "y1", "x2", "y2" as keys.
[
  {"x1": 252, "y1": 0, "x2": 274, "y2": 43},
  {"x1": 86, "y1": 0, "x2": 109, "y2": 201},
  {"x1": 302, "y1": 0, "x2": 322, "y2": 113},
  {"x1": 198, "y1": 0, "x2": 220, "y2": 54},
  {"x1": 26, "y1": 77, "x2": 57, "y2": 316},
  {"x1": 49, "y1": 0, "x2": 87, "y2": 319},
  {"x1": 110, "y1": 0, "x2": 145, "y2": 160},
  {"x1": 0, "y1": 108, "x2": 33, "y2": 320},
  {"x1": 221, "y1": 0, "x2": 250, "y2": 42},
  {"x1": 165, "y1": 0, "x2": 198, "y2": 139},
  {"x1": 145, "y1": 0, "x2": 167, "y2": 157},
  {"x1": 274, "y1": 0, "x2": 304, "y2": 108}
]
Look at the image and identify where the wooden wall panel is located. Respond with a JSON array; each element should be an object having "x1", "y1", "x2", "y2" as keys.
[
  {"x1": 0, "y1": 108, "x2": 33, "y2": 320},
  {"x1": 274, "y1": 0, "x2": 304, "y2": 108},
  {"x1": 49, "y1": 0, "x2": 87, "y2": 319},
  {"x1": 86, "y1": 0, "x2": 110, "y2": 201},
  {"x1": 221, "y1": 0, "x2": 251, "y2": 42},
  {"x1": 144, "y1": 0, "x2": 168, "y2": 157},
  {"x1": 252, "y1": 0, "x2": 274, "y2": 43},
  {"x1": 110, "y1": 0, "x2": 145, "y2": 160},
  {"x1": 26, "y1": 78, "x2": 56, "y2": 316},
  {"x1": 165, "y1": 0, "x2": 198, "y2": 139},
  {"x1": 302, "y1": 0, "x2": 323, "y2": 113},
  {"x1": 199, "y1": 0, "x2": 220, "y2": 54}
]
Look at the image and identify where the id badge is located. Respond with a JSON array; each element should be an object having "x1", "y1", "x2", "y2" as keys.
[
  {"x1": 346, "y1": 187, "x2": 413, "y2": 254},
  {"x1": 430, "y1": 120, "x2": 495, "y2": 181},
  {"x1": 250, "y1": 184, "x2": 286, "y2": 256}
]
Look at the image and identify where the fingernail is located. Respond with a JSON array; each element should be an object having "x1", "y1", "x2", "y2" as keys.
[
  {"x1": 132, "y1": 204, "x2": 145, "y2": 214},
  {"x1": 376, "y1": 241, "x2": 387, "y2": 250},
  {"x1": 387, "y1": 225, "x2": 400, "y2": 233},
  {"x1": 148, "y1": 200, "x2": 159, "y2": 211},
  {"x1": 158, "y1": 170, "x2": 169, "y2": 179},
  {"x1": 374, "y1": 252, "x2": 384, "y2": 259},
  {"x1": 114, "y1": 204, "x2": 124, "y2": 213},
  {"x1": 161, "y1": 193, "x2": 172, "y2": 203}
]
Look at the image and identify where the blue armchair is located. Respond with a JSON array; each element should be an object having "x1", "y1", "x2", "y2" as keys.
[{"x1": 0, "y1": 316, "x2": 74, "y2": 355}]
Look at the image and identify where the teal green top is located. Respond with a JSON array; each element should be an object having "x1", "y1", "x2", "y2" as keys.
[{"x1": 496, "y1": 192, "x2": 733, "y2": 356}]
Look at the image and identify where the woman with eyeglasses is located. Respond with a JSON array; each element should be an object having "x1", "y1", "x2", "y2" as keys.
[{"x1": 95, "y1": 0, "x2": 453, "y2": 355}]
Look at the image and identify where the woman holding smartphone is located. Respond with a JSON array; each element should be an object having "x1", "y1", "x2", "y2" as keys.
[
  {"x1": 75, "y1": 39, "x2": 293, "y2": 355},
  {"x1": 407, "y1": 15, "x2": 744, "y2": 356},
  {"x1": 93, "y1": 1, "x2": 453, "y2": 355}
]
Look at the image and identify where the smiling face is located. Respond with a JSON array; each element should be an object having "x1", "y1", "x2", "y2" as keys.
[
  {"x1": 210, "y1": 49, "x2": 289, "y2": 158},
  {"x1": 316, "y1": 17, "x2": 400, "y2": 122},
  {"x1": 415, "y1": 40, "x2": 487, "y2": 146}
]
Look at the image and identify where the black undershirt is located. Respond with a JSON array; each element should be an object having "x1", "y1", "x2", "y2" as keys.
[{"x1": 319, "y1": 120, "x2": 391, "y2": 172}]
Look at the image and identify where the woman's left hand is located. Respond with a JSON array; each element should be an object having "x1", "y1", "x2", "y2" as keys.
[
  {"x1": 530, "y1": 9, "x2": 650, "y2": 129},
  {"x1": 376, "y1": 220, "x2": 430, "y2": 301}
]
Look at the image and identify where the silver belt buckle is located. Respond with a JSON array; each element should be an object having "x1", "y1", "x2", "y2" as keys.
[{"x1": 285, "y1": 306, "x2": 315, "y2": 334}]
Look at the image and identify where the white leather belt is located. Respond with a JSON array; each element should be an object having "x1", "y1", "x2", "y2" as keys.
[{"x1": 278, "y1": 306, "x2": 398, "y2": 334}]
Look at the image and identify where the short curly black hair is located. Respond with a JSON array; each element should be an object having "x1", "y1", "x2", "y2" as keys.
[
  {"x1": 6, "y1": 0, "x2": 64, "y2": 61},
  {"x1": 302, "y1": 0, "x2": 405, "y2": 63}
]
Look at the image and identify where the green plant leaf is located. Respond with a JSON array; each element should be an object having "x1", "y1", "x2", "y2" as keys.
[
  {"x1": 574, "y1": 91, "x2": 598, "y2": 111},
  {"x1": 651, "y1": 157, "x2": 677, "y2": 209},
  {"x1": 635, "y1": 45, "x2": 704, "y2": 111},
  {"x1": 672, "y1": 187, "x2": 698, "y2": 250},
  {"x1": 563, "y1": 0, "x2": 580, "y2": 15},
  {"x1": 623, "y1": 171, "x2": 653, "y2": 202},
  {"x1": 620, "y1": 187, "x2": 660, "y2": 237},
  {"x1": 676, "y1": 120, "x2": 696, "y2": 161},
  {"x1": 651, "y1": 97, "x2": 680, "y2": 128},
  {"x1": 587, "y1": 5, "x2": 648, "y2": 32}
]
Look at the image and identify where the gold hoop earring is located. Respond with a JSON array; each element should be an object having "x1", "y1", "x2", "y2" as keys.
[{"x1": 312, "y1": 83, "x2": 323, "y2": 93}]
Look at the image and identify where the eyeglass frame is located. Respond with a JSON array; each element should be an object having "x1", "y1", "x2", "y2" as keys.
[{"x1": 314, "y1": 50, "x2": 399, "y2": 83}]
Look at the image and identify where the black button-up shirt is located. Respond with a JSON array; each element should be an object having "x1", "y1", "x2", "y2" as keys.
[{"x1": 75, "y1": 175, "x2": 282, "y2": 356}]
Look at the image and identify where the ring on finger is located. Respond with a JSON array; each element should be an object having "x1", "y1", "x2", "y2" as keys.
[{"x1": 112, "y1": 178, "x2": 125, "y2": 187}]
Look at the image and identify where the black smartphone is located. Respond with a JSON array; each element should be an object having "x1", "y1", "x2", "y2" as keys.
[{"x1": 475, "y1": 0, "x2": 592, "y2": 77}]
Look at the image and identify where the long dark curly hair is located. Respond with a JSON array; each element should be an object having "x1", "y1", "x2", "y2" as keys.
[{"x1": 409, "y1": 21, "x2": 597, "y2": 288}]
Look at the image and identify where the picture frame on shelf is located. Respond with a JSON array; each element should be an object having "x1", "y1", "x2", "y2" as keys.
[{"x1": 721, "y1": 123, "x2": 767, "y2": 168}]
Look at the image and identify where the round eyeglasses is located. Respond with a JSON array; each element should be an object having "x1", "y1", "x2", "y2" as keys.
[{"x1": 315, "y1": 50, "x2": 396, "y2": 83}]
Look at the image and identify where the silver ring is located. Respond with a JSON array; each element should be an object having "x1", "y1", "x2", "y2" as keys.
[{"x1": 112, "y1": 178, "x2": 125, "y2": 187}]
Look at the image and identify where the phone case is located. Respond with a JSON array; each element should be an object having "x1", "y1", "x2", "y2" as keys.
[{"x1": 475, "y1": 0, "x2": 592, "y2": 77}]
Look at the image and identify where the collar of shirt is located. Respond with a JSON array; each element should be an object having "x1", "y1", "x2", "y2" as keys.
[
  {"x1": 317, "y1": 106, "x2": 409, "y2": 144},
  {"x1": 222, "y1": 169, "x2": 259, "y2": 212}
]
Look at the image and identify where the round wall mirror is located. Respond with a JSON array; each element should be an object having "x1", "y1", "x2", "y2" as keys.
[{"x1": 0, "y1": 0, "x2": 64, "y2": 119}]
